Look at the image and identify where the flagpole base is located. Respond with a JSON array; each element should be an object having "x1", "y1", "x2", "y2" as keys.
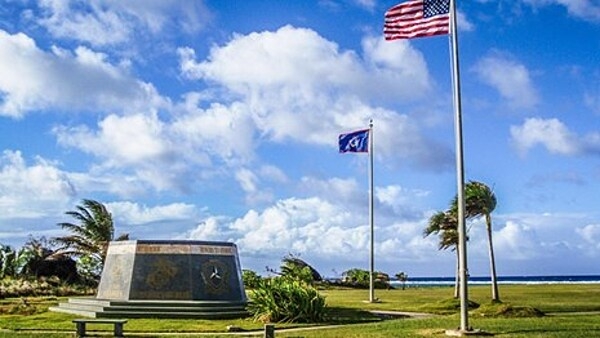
[
  {"x1": 362, "y1": 298, "x2": 381, "y2": 303},
  {"x1": 445, "y1": 328, "x2": 491, "y2": 336}
]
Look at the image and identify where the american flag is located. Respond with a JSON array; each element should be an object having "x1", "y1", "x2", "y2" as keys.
[{"x1": 384, "y1": 0, "x2": 450, "y2": 40}]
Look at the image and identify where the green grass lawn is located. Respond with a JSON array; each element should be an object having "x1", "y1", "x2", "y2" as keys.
[{"x1": 1, "y1": 284, "x2": 600, "y2": 337}]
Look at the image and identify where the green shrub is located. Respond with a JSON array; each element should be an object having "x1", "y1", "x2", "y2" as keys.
[
  {"x1": 0, "y1": 277, "x2": 94, "y2": 298},
  {"x1": 474, "y1": 301, "x2": 545, "y2": 318},
  {"x1": 340, "y1": 268, "x2": 390, "y2": 289},
  {"x1": 248, "y1": 276, "x2": 326, "y2": 323},
  {"x1": 242, "y1": 269, "x2": 262, "y2": 289}
]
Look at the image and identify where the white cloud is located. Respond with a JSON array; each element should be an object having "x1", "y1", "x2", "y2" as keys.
[
  {"x1": 523, "y1": 0, "x2": 600, "y2": 22},
  {"x1": 107, "y1": 201, "x2": 198, "y2": 225},
  {"x1": 457, "y1": 10, "x2": 475, "y2": 31},
  {"x1": 235, "y1": 168, "x2": 274, "y2": 205},
  {"x1": 53, "y1": 112, "x2": 201, "y2": 193},
  {"x1": 178, "y1": 26, "x2": 452, "y2": 170},
  {"x1": 35, "y1": 0, "x2": 212, "y2": 46},
  {"x1": 180, "y1": 26, "x2": 432, "y2": 104},
  {"x1": 510, "y1": 117, "x2": 579, "y2": 156},
  {"x1": 50, "y1": 99, "x2": 264, "y2": 195},
  {"x1": 55, "y1": 113, "x2": 170, "y2": 165},
  {"x1": 576, "y1": 224, "x2": 600, "y2": 256},
  {"x1": 0, "y1": 30, "x2": 164, "y2": 118},
  {"x1": 188, "y1": 197, "x2": 369, "y2": 258},
  {"x1": 353, "y1": 0, "x2": 376, "y2": 11},
  {"x1": 184, "y1": 178, "x2": 439, "y2": 273},
  {"x1": 0, "y1": 150, "x2": 76, "y2": 218},
  {"x1": 509, "y1": 117, "x2": 600, "y2": 157},
  {"x1": 170, "y1": 99, "x2": 257, "y2": 165},
  {"x1": 473, "y1": 52, "x2": 539, "y2": 109},
  {"x1": 584, "y1": 89, "x2": 600, "y2": 114},
  {"x1": 490, "y1": 221, "x2": 540, "y2": 260}
]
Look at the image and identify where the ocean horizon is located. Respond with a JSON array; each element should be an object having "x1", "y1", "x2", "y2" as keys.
[{"x1": 389, "y1": 274, "x2": 600, "y2": 287}]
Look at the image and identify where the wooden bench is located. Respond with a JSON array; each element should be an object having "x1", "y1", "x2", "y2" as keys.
[{"x1": 73, "y1": 318, "x2": 127, "y2": 337}]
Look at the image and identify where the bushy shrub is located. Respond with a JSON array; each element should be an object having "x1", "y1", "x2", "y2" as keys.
[
  {"x1": 248, "y1": 276, "x2": 326, "y2": 323},
  {"x1": 341, "y1": 268, "x2": 390, "y2": 289},
  {"x1": 242, "y1": 269, "x2": 262, "y2": 289},
  {"x1": 0, "y1": 277, "x2": 94, "y2": 298}
]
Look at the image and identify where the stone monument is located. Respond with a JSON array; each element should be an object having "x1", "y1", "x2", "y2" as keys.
[{"x1": 51, "y1": 240, "x2": 248, "y2": 319}]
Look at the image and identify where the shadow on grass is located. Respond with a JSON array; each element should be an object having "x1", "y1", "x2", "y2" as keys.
[
  {"x1": 323, "y1": 306, "x2": 386, "y2": 325},
  {"x1": 501, "y1": 327, "x2": 600, "y2": 336}
]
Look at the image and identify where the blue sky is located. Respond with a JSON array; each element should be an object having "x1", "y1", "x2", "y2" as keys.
[{"x1": 1, "y1": 0, "x2": 600, "y2": 278}]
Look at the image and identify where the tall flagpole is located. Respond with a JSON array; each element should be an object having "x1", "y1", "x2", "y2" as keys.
[
  {"x1": 449, "y1": 0, "x2": 470, "y2": 333},
  {"x1": 368, "y1": 119, "x2": 376, "y2": 303}
]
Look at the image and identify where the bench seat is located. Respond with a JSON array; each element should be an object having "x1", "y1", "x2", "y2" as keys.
[{"x1": 73, "y1": 318, "x2": 127, "y2": 337}]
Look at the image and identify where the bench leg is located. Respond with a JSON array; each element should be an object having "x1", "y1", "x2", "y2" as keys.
[
  {"x1": 75, "y1": 322, "x2": 86, "y2": 337},
  {"x1": 114, "y1": 323, "x2": 124, "y2": 337}
]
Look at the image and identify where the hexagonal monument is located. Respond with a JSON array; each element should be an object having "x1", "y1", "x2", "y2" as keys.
[{"x1": 51, "y1": 240, "x2": 248, "y2": 318}]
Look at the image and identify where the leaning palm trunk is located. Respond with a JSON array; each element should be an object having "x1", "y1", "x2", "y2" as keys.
[
  {"x1": 454, "y1": 249, "x2": 459, "y2": 298},
  {"x1": 486, "y1": 214, "x2": 500, "y2": 301}
]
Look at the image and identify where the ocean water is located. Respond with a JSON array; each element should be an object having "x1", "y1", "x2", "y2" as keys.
[{"x1": 389, "y1": 275, "x2": 600, "y2": 288}]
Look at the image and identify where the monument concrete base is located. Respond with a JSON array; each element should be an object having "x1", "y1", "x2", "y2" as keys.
[{"x1": 51, "y1": 240, "x2": 248, "y2": 319}]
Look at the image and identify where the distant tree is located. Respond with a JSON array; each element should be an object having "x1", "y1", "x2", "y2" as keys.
[
  {"x1": 456, "y1": 181, "x2": 500, "y2": 301},
  {"x1": 0, "y1": 244, "x2": 27, "y2": 278},
  {"x1": 20, "y1": 236, "x2": 79, "y2": 283},
  {"x1": 342, "y1": 268, "x2": 369, "y2": 285},
  {"x1": 342, "y1": 268, "x2": 389, "y2": 289},
  {"x1": 53, "y1": 199, "x2": 129, "y2": 282},
  {"x1": 395, "y1": 272, "x2": 409, "y2": 290},
  {"x1": 424, "y1": 210, "x2": 461, "y2": 298}
]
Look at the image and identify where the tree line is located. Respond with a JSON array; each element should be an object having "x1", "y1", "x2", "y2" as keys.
[
  {"x1": 2, "y1": 179, "x2": 499, "y2": 304},
  {"x1": 1, "y1": 199, "x2": 128, "y2": 296}
]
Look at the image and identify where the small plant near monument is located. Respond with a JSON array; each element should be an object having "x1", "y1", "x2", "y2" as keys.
[
  {"x1": 242, "y1": 269, "x2": 262, "y2": 289},
  {"x1": 248, "y1": 275, "x2": 326, "y2": 323}
]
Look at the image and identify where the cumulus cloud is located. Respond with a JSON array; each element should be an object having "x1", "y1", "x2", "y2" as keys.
[
  {"x1": 0, "y1": 150, "x2": 76, "y2": 218},
  {"x1": 473, "y1": 51, "x2": 539, "y2": 110},
  {"x1": 510, "y1": 117, "x2": 579, "y2": 155},
  {"x1": 34, "y1": 0, "x2": 212, "y2": 46},
  {"x1": 510, "y1": 117, "x2": 600, "y2": 156},
  {"x1": 234, "y1": 168, "x2": 274, "y2": 205},
  {"x1": 576, "y1": 224, "x2": 600, "y2": 256},
  {"x1": 0, "y1": 30, "x2": 164, "y2": 118},
  {"x1": 184, "y1": 177, "x2": 437, "y2": 273},
  {"x1": 107, "y1": 201, "x2": 198, "y2": 225},
  {"x1": 353, "y1": 0, "x2": 377, "y2": 11},
  {"x1": 178, "y1": 25, "x2": 452, "y2": 170},
  {"x1": 0, "y1": 150, "x2": 79, "y2": 244},
  {"x1": 188, "y1": 196, "x2": 375, "y2": 263},
  {"x1": 523, "y1": 0, "x2": 600, "y2": 22},
  {"x1": 182, "y1": 187, "x2": 600, "y2": 276},
  {"x1": 457, "y1": 10, "x2": 475, "y2": 31},
  {"x1": 53, "y1": 113, "x2": 188, "y2": 192},
  {"x1": 490, "y1": 221, "x2": 540, "y2": 260},
  {"x1": 180, "y1": 26, "x2": 432, "y2": 104}
]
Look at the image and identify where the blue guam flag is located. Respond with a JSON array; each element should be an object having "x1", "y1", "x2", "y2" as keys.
[{"x1": 339, "y1": 129, "x2": 369, "y2": 153}]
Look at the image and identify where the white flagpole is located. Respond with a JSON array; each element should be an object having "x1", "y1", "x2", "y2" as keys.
[
  {"x1": 449, "y1": 0, "x2": 470, "y2": 333},
  {"x1": 368, "y1": 119, "x2": 376, "y2": 303}
]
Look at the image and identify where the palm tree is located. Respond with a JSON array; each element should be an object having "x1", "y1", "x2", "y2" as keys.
[
  {"x1": 395, "y1": 271, "x2": 409, "y2": 290},
  {"x1": 0, "y1": 244, "x2": 26, "y2": 278},
  {"x1": 54, "y1": 199, "x2": 129, "y2": 279},
  {"x1": 452, "y1": 181, "x2": 500, "y2": 301},
  {"x1": 424, "y1": 210, "x2": 461, "y2": 298}
]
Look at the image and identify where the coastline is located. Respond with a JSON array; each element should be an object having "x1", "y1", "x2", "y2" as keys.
[{"x1": 389, "y1": 275, "x2": 600, "y2": 287}]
